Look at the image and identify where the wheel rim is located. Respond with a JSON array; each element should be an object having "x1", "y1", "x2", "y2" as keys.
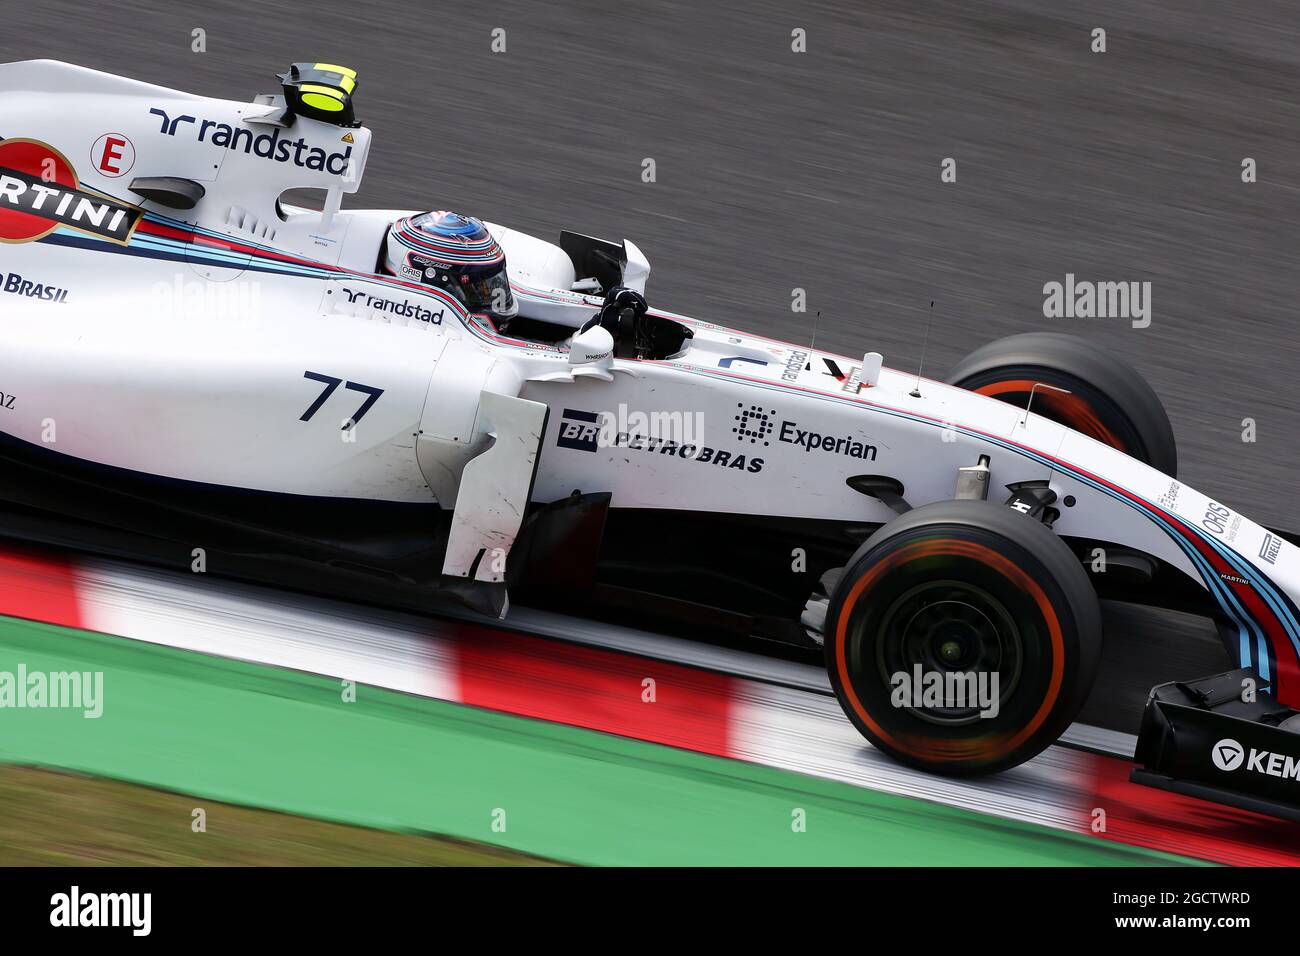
[{"x1": 871, "y1": 579, "x2": 1023, "y2": 726}]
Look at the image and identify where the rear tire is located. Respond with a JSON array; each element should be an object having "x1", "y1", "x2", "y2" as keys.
[
  {"x1": 824, "y1": 500, "x2": 1102, "y2": 776},
  {"x1": 946, "y1": 332, "x2": 1177, "y2": 476}
]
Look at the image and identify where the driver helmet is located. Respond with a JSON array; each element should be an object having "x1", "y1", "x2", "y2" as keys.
[{"x1": 385, "y1": 211, "x2": 518, "y2": 320}]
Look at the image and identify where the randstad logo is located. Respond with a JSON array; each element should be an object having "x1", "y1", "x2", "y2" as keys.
[{"x1": 150, "y1": 108, "x2": 353, "y2": 174}]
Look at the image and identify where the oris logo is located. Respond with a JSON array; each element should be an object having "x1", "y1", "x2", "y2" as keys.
[
  {"x1": 1211, "y1": 738, "x2": 1245, "y2": 772},
  {"x1": 1203, "y1": 502, "x2": 1231, "y2": 535}
]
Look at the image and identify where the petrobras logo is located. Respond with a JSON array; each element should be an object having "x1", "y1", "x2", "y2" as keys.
[
  {"x1": 555, "y1": 407, "x2": 763, "y2": 473},
  {"x1": 2, "y1": 272, "x2": 70, "y2": 303},
  {"x1": 340, "y1": 286, "x2": 444, "y2": 324},
  {"x1": 557, "y1": 408, "x2": 600, "y2": 452},
  {"x1": 150, "y1": 108, "x2": 354, "y2": 175},
  {"x1": 1211, "y1": 737, "x2": 1300, "y2": 780},
  {"x1": 0, "y1": 139, "x2": 143, "y2": 245},
  {"x1": 612, "y1": 432, "x2": 764, "y2": 473}
]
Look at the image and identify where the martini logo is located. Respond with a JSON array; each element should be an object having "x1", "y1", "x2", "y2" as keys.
[
  {"x1": 1211, "y1": 738, "x2": 1245, "y2": 772},
  {"x1": 0, "y1": 139, "x2": 142, "y2": 245}
]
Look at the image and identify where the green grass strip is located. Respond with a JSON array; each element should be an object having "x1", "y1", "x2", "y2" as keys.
[{"x1": 0, "y1": 617, "x2": 1203, "y2": 865}]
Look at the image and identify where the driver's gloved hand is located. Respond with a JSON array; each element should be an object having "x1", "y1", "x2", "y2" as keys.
[
  {"x1": 603, "y1": 285, "x2": 648, "y2": 317},
  {"x1": 590, "y1": 286, "x2": 647, "y2": 338}
]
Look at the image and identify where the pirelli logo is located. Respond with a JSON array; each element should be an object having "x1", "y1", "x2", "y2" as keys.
[{"x1": 0, "y1": 139, "x2": 144, "y2": 245}]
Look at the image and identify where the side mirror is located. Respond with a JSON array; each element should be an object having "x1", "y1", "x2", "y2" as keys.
[
  {"x1": 621, "y1": 239, "x2": 650, "y2": 294},
  {"x1": 569, "y1": 325, "x2": 614, "y2": 366}
]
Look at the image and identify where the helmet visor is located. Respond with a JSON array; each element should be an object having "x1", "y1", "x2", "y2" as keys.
[{"x1": 461, "y1": 268, "x2": 517, "y2": 319}]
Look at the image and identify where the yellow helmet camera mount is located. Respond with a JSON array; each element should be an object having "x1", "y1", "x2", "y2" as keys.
[{"x1": 278, "y1": 63, "x2": 360, "y2": 127}]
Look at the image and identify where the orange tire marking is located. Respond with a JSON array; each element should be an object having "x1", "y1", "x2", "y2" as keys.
[{"x1": 833, "y1": 537, "x2": 1066, "y2": 765}]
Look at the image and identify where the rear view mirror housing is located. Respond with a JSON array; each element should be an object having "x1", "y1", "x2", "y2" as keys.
[{"x1": 569, "y1": 325, "x2": 614, "y2": 367}]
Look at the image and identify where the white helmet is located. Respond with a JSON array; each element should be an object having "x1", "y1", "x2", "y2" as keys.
[{"x1": 384, "y1": 211, "x2": 518, "y2": 320}]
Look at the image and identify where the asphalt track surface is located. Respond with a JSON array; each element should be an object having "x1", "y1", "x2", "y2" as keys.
[{"x1": 9, "y1": 0, "x2": 1300, "y2": 730}]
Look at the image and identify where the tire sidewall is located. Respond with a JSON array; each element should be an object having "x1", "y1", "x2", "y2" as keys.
[
  {"x1": 825, "y1": 500, "x2": 1102, "y2": 775},
  {"x1": 946, "y1": 332, "x2": 1177, "y2": 476}
]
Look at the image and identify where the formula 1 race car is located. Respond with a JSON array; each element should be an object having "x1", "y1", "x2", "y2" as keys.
[{"x1": 2, "y1": 60, "x2": 1299, "y2": 819}]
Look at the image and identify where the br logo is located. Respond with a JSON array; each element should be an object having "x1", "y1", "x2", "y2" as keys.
[
  {"x1": 733, "y1": 403, "x2": 775, "y2": 446},
  {"x1": 1210, "y1": 738, "x2": 1245, "y2": 772}
]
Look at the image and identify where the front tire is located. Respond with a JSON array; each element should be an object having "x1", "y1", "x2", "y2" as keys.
[
  {"x1": 946, "y1": 332, "x2": 1177, "y2": 476},
  {"x1": 824, "y1": 500, "x2": 1102, "y2": 776}
]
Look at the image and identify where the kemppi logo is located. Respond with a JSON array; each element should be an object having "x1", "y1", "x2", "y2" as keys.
[
  {"x1": 1211, "y1": 737, "x2": 1300, "y2": 780},
  {"x1": 1210, "y1": 738, "x2": 1245, "y2": 771}
]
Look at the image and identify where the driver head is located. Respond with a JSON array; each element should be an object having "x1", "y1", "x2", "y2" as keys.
[{"x1": 384, "y1": 211, "x2": 518, "y2": 320}]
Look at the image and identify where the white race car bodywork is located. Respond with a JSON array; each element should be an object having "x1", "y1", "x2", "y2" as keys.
[{"x1": 2, "y1": 60, "x2": 1298, "y2": 697}]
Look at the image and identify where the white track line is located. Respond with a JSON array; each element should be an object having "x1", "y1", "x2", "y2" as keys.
[{"x1": 53, "y1": 556, "x2": 1119, "y2": 833}]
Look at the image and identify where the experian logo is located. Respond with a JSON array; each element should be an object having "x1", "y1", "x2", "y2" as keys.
[{"x1": 1211, "y1": 737, "x2": 1300, "y2": 779}]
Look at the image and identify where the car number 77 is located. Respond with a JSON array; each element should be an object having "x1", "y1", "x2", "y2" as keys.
[{"x1": 300, "y1": 371, "x2": 385, "y2": 428}]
